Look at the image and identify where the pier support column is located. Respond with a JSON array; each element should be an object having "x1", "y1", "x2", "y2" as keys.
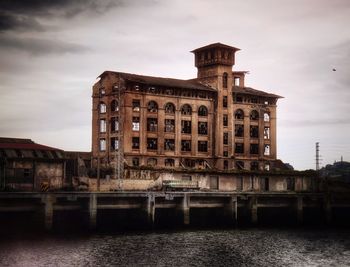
[
  {"x1": 183, "y1": 193, "x2": 190, "y2": 225},
  {"x1": 296, "y1": 196, "x2": 303, "y2": 225},
  {"x1": 324, "y1": 195, "x2": 332, "y2": 224},
  {"x1": 250, "y1": 196, "x2": 258, "y2": 225},
  {"x1": 224, "y1": 196, "x2": 237, "y2": 226},
  {"x1": 146, "y1": 194, "x2": 155, "y2": 226},
  {"x1": 42, "y1": 194, "x2": 56, "y2": 231},
  {"x1": 89, "y1": 193, "x2": 97, "y2": 230}
]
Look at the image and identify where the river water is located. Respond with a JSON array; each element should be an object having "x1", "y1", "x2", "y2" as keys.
[{"x1": 1, "y1": 228, "x2": 350, "y2": 267}]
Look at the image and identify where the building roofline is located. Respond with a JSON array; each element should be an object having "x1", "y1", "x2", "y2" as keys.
[{"x1": 191, "y1": 42, "x2": 241, "y2": 53}]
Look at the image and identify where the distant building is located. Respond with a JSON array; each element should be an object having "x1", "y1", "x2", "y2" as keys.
[
  {"x1": 92, "y1": 43, "x2": 282, "y2": 172},
  {"x1": 0, "y1": 137, "x2": 66, "y2": 191}
]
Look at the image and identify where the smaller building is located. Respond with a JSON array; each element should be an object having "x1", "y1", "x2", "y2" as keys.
[{"x1": 0, "y1": 137, "x2": 66, "y2": 191}]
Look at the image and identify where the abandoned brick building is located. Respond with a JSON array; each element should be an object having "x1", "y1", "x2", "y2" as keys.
[{"x1": 92, "y1": 43, "x2": 281, "y2": 172}]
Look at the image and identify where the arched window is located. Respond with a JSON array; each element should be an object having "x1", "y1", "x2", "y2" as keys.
[
  {"x1": 251, "y1": 161, "x2": 259, "y2": 171},
  {"x1": 99, "y1": 102, "x2": 106, "y2": 113},
  {"x1": 147, "y1": 158, "x2": 157, "y2": 166},
  {"x1": 165, "y1": 102, "x2": 175, "y2": 114},
  {"x1": 111, "y1": 100, "x2": 119, "y2": 112},
  {"x1": 264, "y1": 112, "x2": 270, "y2": 122},
  {"x1": 198, "y1": 106, "x2": 208, "y2": 116},
  {"x1": 181, "y1": 104, "x2": 192, "y2": 115},
  {"x1": 235, "y1": 109, "x2": 244, "y2": 120},
  {"x1": 147, "y1": 101, "x2": 158, "y2": 112},
  {"x1": 223, "y1": 72, "x2": 228, "y2": 88},
  {"x1": 250, "y1": 110, "x2": 259, "y2": 120}
]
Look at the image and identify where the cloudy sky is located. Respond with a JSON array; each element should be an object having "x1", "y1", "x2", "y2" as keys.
[{"x1": 0, "y1": 0, "x2": 349, "y2": 170}]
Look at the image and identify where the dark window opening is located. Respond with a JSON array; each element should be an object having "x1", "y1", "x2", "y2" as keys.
[
  {"x1": 250, "y1": 144, "x2": 259, "y2": 154},
  {"x1": 223, "y1": 150, "x2": 228, "y2": 157},
  {"x1": 147, "y1": 101, "x2": 158, "y2": 112},
  {"x1": 164, "y1": 139, "x2": 175, "y2": 151},
  {"x1": 236, "y1": 161, "x2": 244, "y2": 170},
  {"x1": 147, "y1": 158, "x2": 157, "y2": 166},
  {"x1": 235, "y1": 143, "x2": 244, "y2": 154},
  {"x1": 165, "y1": 158, "x2": 175, "y2": 167},
  {"x1": 165, "y1": 119, "x2": 175, "y2": 132},
  {"x1": 223, "y1": 132, "x2": 228, "y2": 145},
  {"x1": 132, "y1": 100, "x2": 140, "y2": 112},
  {"x1": 183, "y1": 159, "x2": 195, "y2": 168},
  {"x1": 181, "y1": 120, "x2": 191, "y2": 134},
  {"x1": 198, "y1": 141, "x2": 208, "y2": 152},
  {"x1": 181, "y1": 140, "x2": 191, "y2": 151},
  {"x1": 111, "y1": 100, "x2": 119, "y2": 112},
  {"x1": 198, "y1": 106, "x2": 208, "y2": 116},
  {"x1": 286, "y1": 177, "x2": 295, "y2": 191},
  {"x1": 235, "y1": 109, "x2": 244, "y2": 119},
  {"x1": 235, "y1": 124, "x2": 244, "y2": 137},
  {"x1": 223, "y1": 72, "x2": 228, "y2": 88},
  {"x1": 250, "y1": 110, "x2": 259, "y2": 120},
  {"x1": 147, "y1": 118, "x2": 158, "y2": 132},
  {"x1": 261, "y1": 177, "x2": 269, "y2": 191},
  {"x1": 223, "y1": 114, "x2": 228, "y2": 127},
  {"x1": 147, "y1": 138, "x2": 157, "y2": 150},
  {"x1": 251, "y1": 161, "x2": 259, "y2": 171},
  {"x1": 250, "y1": 126, "x2": 259, "y2": 138},
  {"x1": 132, "y1": 137, "x2": 139, "y2": 149},
  {"x1": 110, "y1": 137, "x2": 119, "y2": 150},
  {"x1": 165, "y1": 102, "x2": 175, "y2": 113},
  {"x1": 223, "y1": 160, "x2": 228, "y2": 170},
  {"x1": 198, "y1": 122, "x2": 208, "y2": 135},
  {"x1": 181, "y1": 104, "x2": 192, "y2": 115},
  {"x1": 132, "y1": 158, "x2": 139, "y2": 166},
  {"x1": 111, "y1": 117, "x2": 119, "y2": 132},
  {"x1": 223, "y1": 96, "x2": 228, "y2": 108}
]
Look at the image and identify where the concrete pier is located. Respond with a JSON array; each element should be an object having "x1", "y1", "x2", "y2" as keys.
[{"x1": 0, "y1": 191, "x2": 349, "y2": 231}]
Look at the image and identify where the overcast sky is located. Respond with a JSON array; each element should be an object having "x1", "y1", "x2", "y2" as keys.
[{"x1": 0, "y1": 0, "x2": 349, "y2": 170}]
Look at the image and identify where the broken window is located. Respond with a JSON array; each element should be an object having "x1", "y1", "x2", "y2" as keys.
[
  {"x1": 110, "y1": 137, "x2": 119, "y2": 150},
  {"x1": 132, "y1": 137, "x2": 140, "y2": 149},
  {"x1": 147, "y1": 138, "x2": 157, "y2": 150},
  {"x1": 198, "y1": 105, "x2": 208, "y2": 116},
  {"x1": 100, "y1": 119, "x2": 106, "y2": 133},
  {"x1": 235, "y1": 143, "x2": 244, "y2": 154},
  {"x1": 223, "y1": 96, "x2": 228, "y2": 108},
  {"x1": 250, "y1": 110, "x2": 259, "y2": 120},
  {"x1": 181, "y1": 140, "x2": 191, "y2": 151},
  {"x1": 264, "y1": 162, "x2": 270, "y2": 171},
  {"x1": 223, "y1": 72, "x2": 228, "y2": 88},
  {"x1": 251, "y1": 161, "x2": 259, "y2": 171},
  {"x1": 165, "y1": 119, "x2": 175, "y2": 132},
  {"x1": 181, "y1": 104, "x2": 192, "y2": 115},
  {"x1": 147, "y1": 118, "x2": 158, "y2": 132},
  {"x1": 147, "y1": 101, "x2": 158, "y2": 112},
  {"x1": 223, "y1": 132, "x2": 228, "y2": 145},
  {"x1": 235, "y1": 109, "x2": 244, "y2": 119},
  {"x1": 264, "y1": 127, "x2": 270, "y2": 139},
  {"x1": 132, "y1": 117, "x2": 140, "y2": 131},
  {"x1": 99, "y1": 102, "x2": 106, "y2": 113},
  {"x1": 223, "y1": 150, "x2": 228, "y2": 157},
  {"x1": 234, "y1": 77, "x2": 240, "y2": 86},
  {"x1": 132, "y1": 100, "x2": 140, "y2": 112},
  {"x1": 164, "y1": 139, "x2": 175, "y2": 151},
  {"x1": 223, "y1": 160, "x2": 228, "y2": 170},
  {"x1": 147, "y1": 158, "x2": 157, "y2": 166},
  {"x1": 286, "y1": 177, "x2": 294, "y2": 191},
  {"x1": 183, "y1": 159, "x2": 195, "y2": 168},
  {"x1": 111, "y1": 100, "x2": 119, "y2": 112},
  {"x1": 198, "y1": 141, "x2": 208, "y2": 152},
  {"x1": 223, "y1": 114, "x2": 228, "y2": 127},
  {"x1": 264, "y1": 144, "x2": 270, "y2": 156},
  {"x1": 236, "y1": 161, "x2": 244, "y2": 170},
  {"x1": 250, "y1": 144, "x2": 259, "y2": 154},
  {"x1": 264, "y1": 112, "x2": 270, "y2": 122},
  {"x1": 132, "y1": 158, "x2": 139, "y2": 166},
  {"x1": 235, "y1": 124, "x2": 244, "y2": 137},
  {"x1": 181, "y1": 120, "x2": 191, "y2": 134},
  {"x1": 111, "y1": 117, "x2": 119, "y2": 132},
  {"x1": 165, "y1": 102, "x2": 175, "y2": 114},
  {"x1": 250, "y1": 126, "x2": 259, "y2": 138},
  {"x1": 198, "y1": 122, "x2": 208, "y2": 135},
  {"x1": 99, "y1": 139, "x2": 106, "y2": 151},
  {"x1": 165, "y1": 158, "x2": 175, "y2": 167}
]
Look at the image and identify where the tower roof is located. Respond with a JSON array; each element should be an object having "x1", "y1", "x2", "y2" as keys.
[{"x1": 191, "y1": 42, "x2": 240, "y2": 53}]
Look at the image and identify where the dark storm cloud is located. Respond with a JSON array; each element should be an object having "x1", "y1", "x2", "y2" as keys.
[
  {"x1": 0, "y1": 35, "x2": 90, "y2": 54},
  {"x1": 0, "y1": 0, "x2": 122, "y2": 32}
]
